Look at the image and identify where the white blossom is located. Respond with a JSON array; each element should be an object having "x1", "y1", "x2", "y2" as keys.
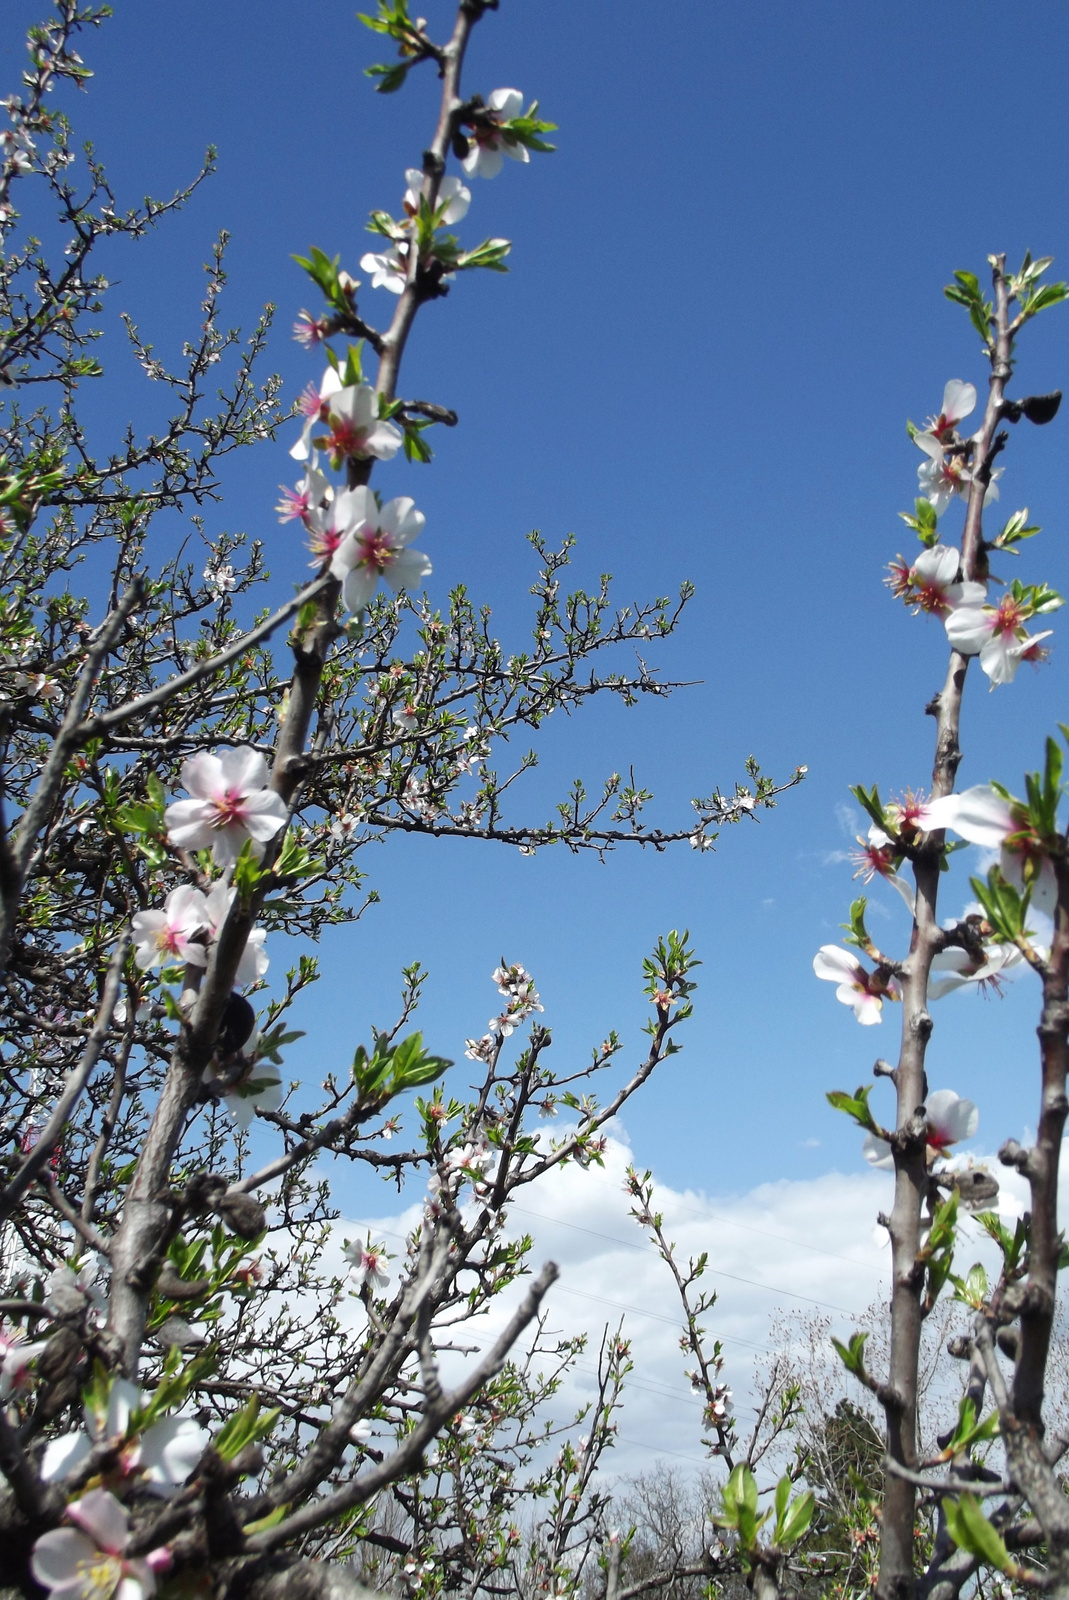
[
  {"x1": 343, "y1": 1239, "x2": 390, "y2": 1292},
  {"x1": 165, "y1": 746, "x2": 288, "y2": 867},
  {"x1": 329, "y1": 487, "x2": 431, "y2": 613},
  {"x1": 31, "y1": 1487, "x2": 171, "y2": 1600},
  {"x1": 462, "y1": 89, "x2": 529, "y2": 179},
  {"x1": 812, "y1": 945, "x2": 898, "y2": 1025},
  {"x1": 41, "y1": 1376, "x2": 209, "y2": 1496},
  {"x1": 130, "y1": 885, "x2": 209, "y2": 972},
  {"x1": 862, "y1": 1089, "x2": 978, "y2": 1169}
]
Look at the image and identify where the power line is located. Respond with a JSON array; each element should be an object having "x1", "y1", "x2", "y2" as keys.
[{"x1": 510, "y1": 1205, "x2": 865, "y2": 1317}]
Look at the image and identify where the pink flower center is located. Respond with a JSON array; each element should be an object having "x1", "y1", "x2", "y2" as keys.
[
  {"x1": 327, "y1": 417, "x2": 369, "y2": 459},
  {"x1": 298, "y1": 383, "x2": 321, "y2": 420},
  {"x1": 992, "y1": 597, "x2": 1026, "y2": 638},
  {"x1": 209, "y1": 788, "x2": 249, "y2": 830},
  {"x1": 308, "y1": 522, "x2": 344, "y2": 560},
  {"x1": 355, "y1": 529, "x2": 397, "y2": 573}
]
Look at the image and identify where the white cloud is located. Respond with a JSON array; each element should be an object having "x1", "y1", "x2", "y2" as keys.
[{"x1": 334, "y1": 1128, "x2": 1069, "y2": 1483}]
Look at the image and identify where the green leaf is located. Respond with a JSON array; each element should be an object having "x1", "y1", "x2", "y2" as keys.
[
  {"x1": 832, "y1": 1330, "x2": 870, "y2": 1378},
  {"x1": 214, "y1": 1395, "x2": 281, "y2": 1461},
  {"x1": 943, "y1": 1493, "x2": 1013, "y2": 1572},
  {"x1": 776, "y1": 1487, "x2": 815, "y2": 1547},
  {"x1": 826, "y1": 1086, "x2": 878, "y2": 1133}
]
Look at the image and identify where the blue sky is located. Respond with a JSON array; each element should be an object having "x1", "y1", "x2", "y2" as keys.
[{"x1": 8, "y1": 0, "x2": 1069, "y2": 1214}]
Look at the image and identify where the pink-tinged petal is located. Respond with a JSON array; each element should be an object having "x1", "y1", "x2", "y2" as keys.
[
  {"x1": 140, "y1": 1415, "x2": 209, "y2": 1494},
  {"x1": 67, "y1": 1487, "x2": 129, "y2": 1554},
  {"x1": 978, "y1": 634, "x2": 1018, "y2": 685},
  {"x1": 927, "y1": 973, "x2": 968, "y2": 1000},
  {"x1": 382, "y1": 546, "x2": 432, "y2": 595},
  {"x1": 238, "y1": 790, "x2": 288, "y2": 841},
  {"x1": 163, "y1": 799, "x2": 215, "y2": 852},
  {"x1": 930, "y1": 948, "x2": 973, "y2": 976},
  {"x1": 851, "y1": 991, "x2": 883, "y2": 1025},
  {"x1": 31, "y1": 1526, "x2": 100, "y2": 1587},
  {"x1": 813, "y1": 945, "x2": 861, "y2": 983},
  {"x1": 862, "y1": 1132, "x2": 894, "y2": 1169},
  {"x1": 218, "y1": 745, "x2": 269, "y2": 793},
  {"x1": 944, "y1": 581, "x2": 988, "y2": 610},
  {"x1": 165, "y1": 885, "x2": 209, "y2": 932},
  {"x1": 886, "y1": 872, "x2": 917, "y2": 916},
  {"x1": 941, "y1": 379, "x2": 976, "y2": 425},
  {"x1": 920, "y1": 784, "x2": 1014, "y2": 847},
  {"x1": 944, "y1": 606, "x2": 992, "y2": 655},
  {"x1": 377, "y1": 496, "x2": 424, "y2": 544},
  {"x1": 180, "y1": 752, "x2": 224, "y2": 801},
  {"x1": 465, "y1": 143, "x2": 504, "y2": 180},
  {"x1": 234, "y1": 927, "x2": 269, "y2": 987},
  {"x1": 204, "y1": 880, "x2": 234, "y2": 937},
  {"x1": 41, "y1": 1429, "x2": 93, "y2": 1482},
  {"x1": 343, "y1": 566, "x2": 380, "y2": 613},
  {"x1": 927, "y1": 1089, "x2": 978, "y2": 1144}
]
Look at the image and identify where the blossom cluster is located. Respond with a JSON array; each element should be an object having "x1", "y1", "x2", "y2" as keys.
[
  {"x1": 465, "y1": 962, "x2": 543, "y2": 1059},
  {"x1": 279, "y1": 89, "x2": 541, "y2": 617},
  {"x1": 887, "y1": 379, "x2": 1062, "y2": 685}
]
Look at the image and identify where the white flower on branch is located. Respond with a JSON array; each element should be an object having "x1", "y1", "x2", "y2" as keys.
[
  {"x1": 862, "y1": 1088, "x2": 978, "y2": 1169},
  {"x1": 928, "y1": 940, "x2": 1024, "y2": 999},
  {"x1": 360, "y1": 241, "x2": 411, "y2": 295},
  {"x1": 203, "y1": 563, "x2": 236, "y2": 595},
  {"x1": 41, "y1": 1375, "x2": 209, "y2": 1496},
  {"x1": 290, "y1": 370, "x2": 402, "y2": 465},
  {"x1": 329, "y1": 487, "x2": 431, "y2": 612},
  {"x1": 913, "y1": 378, "x2": 977, "y2": 456},
  {"x1": 130, "y1": 885, "x2": 209, "y2": 972},
  {"x1": 921, "y1": 782, "x2": 1058, "y2": 915},
  {"x1": 812, "y1": 944, "x2": 899, "y2": 1025},
  {"x1": 31, "y1": 1487, "x2": 172, "y2": 1600},
  {"x1": 276, "y1": 461, "x2": 332, "y2": 527},
  {"x1": 204, "y1": 880, "x2": 269, "y2": 986},
  {"x1": 462, "y1": 89, "x2": 529, "y2": 179},
  {"x1": 343, "y1": 1239, "x2": 390, "y2": 1293},
  {"x1": 885, "y1": 543, "x2": 963, "y2": 616},
  {"x1": 446, "y1": 1141, "x2": 495, "y2": 1182},
  {"x1": 944, "y1": 587, "x2": 1055, "y2": 686},
  {"x1": 218, "y1": 1056, "x2": 282, "y2": 1130},
  {"x1": 403, "y1": 168, "x2": 471, "y2": 225},
  {"x1": 164, "y1": 746, "x2": 288, "y2": 867},
  {"x1": 916, "y1": 450, "x2": 1001, "y2": 516}
]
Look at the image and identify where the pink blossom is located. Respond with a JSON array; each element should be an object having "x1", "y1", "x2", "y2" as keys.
[
  {"x1": 204, "y1": 880, "x2": 269, "y2": 986},
  {"x1": 130, "y1": 885, "x2": 209, "y2": 971},
  {"x1": 343, "y1": 1239, "x2": 390, "y2": 1292},
  {"x1": 862, "y1": 1089, "x2": 978, "y2": 1168},
  {"x1": 329, "y1": 487, "x2": 431, "y2": 612},
  {"x1": 0, "y1": 1321, "x2": 49, "y2": 1399},
  {"x1": 290, "y1": 370, "x2": 401, "y2": 466},
  {"x1": 812, "y1": 945, "x2": 899, "y2": 1025},
  {"x1": 165, "y1": 747, "x2": 288, "y2": 867},
  {"x1": 31, "y1": 1488, "x2": 171, "y2": 1600}
]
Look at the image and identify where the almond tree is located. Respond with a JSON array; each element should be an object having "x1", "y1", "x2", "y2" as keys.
[
  {"x1": 817, "y1": 257, "x2": 1069, "y2": 1599},
  {"x1": 0, "y1": 4, "x2": 801, "y2": 1597}
]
